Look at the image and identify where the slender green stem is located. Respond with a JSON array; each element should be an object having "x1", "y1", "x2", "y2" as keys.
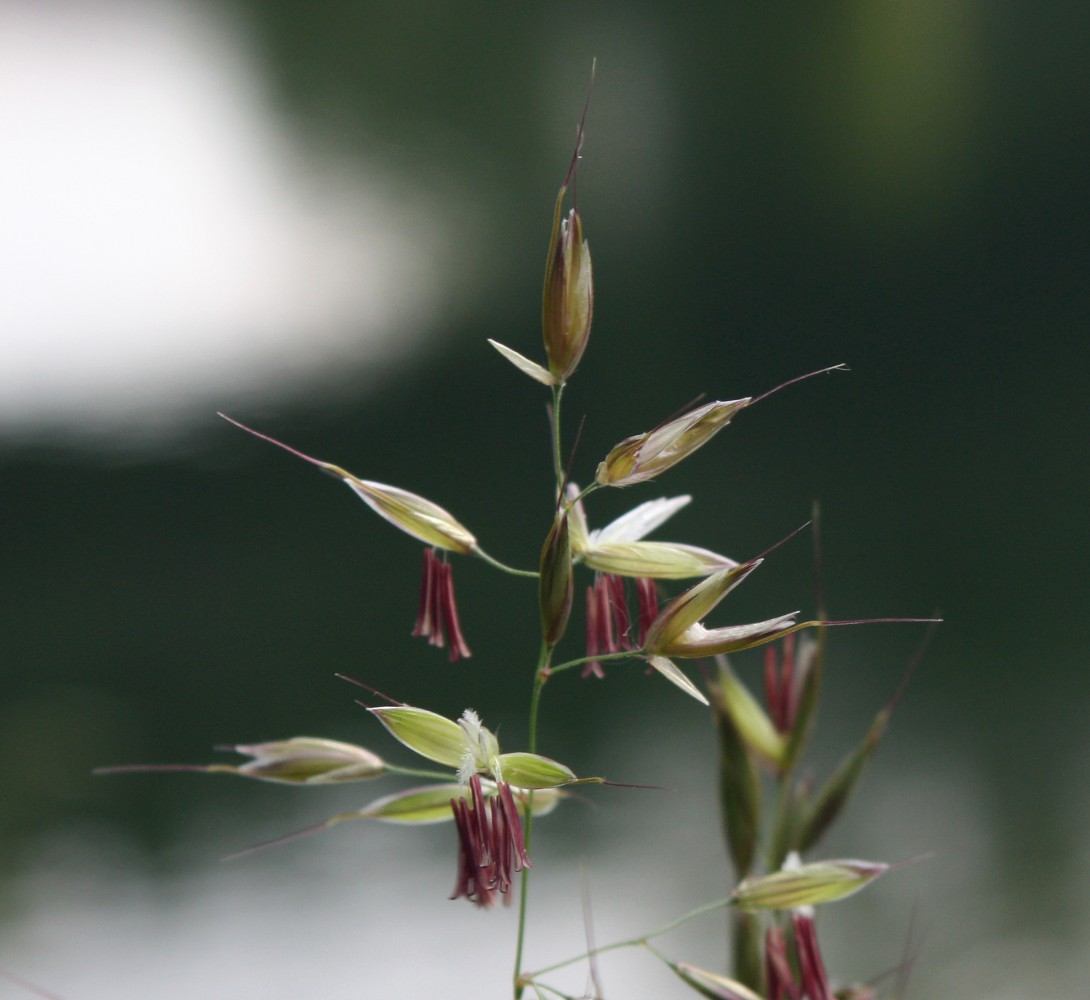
[
  {"x1": 525, "y1": 895, "x2": 735, "y2": 981},
  {"x1": 515, "y1": 377, "x2": 573, "y2": 997},
  {"x1": 640, "y1": 940, "x2": 672, "y2": 966},
  {"x1": 569, "y1": 481, "x2": 600, "y2": 507},
  {"x1": 514, "y1": 644, "x2": 554, "y2": 998},
  {"x1": 549, "y1": 649, "x2": 640, "y2": 676},
  {"x1": 529, "y1": 982, "x2": 574, "y2": 1000},
  {"x1": 527, "y1": 653, "x2": 551, "y2": 756},
  {"x1": 473, "y1": 546, "x2": 540, "y2": 578},
  {"x1": 551, "y1": 382, "x2": 566, "y2": 490}
]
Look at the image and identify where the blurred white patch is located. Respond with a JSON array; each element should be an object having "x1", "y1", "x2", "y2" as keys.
[
  {"x1": 0, "y1": 0, "x2": 449, "y2": 441},
  {"x1": 1, "y1": 812, "x2": 711, "y2": 1000}
]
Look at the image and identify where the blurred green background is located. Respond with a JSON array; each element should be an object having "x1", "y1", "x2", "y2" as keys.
[{"x1": 2, "y1": 2, "x2": 1088, "y2": 997}]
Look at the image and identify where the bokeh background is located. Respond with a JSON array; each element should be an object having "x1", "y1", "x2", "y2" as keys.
[{"x1": 3, "y1": 2, "x2": 1088, "y2": 997}]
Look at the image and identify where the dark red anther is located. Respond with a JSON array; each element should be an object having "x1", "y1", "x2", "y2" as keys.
[
  {"x1": 793, "y1": 911, "x2": 833, "y2": 1000},
  {"x1": 413, "y1": 549, "x2": 471, "y2": 661},
  {"x1": 449, "y1": 776, "x2": 531, "y2": 908}
]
